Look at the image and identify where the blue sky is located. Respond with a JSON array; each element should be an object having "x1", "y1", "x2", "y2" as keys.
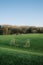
[{"x1": 0, "y1": 0, "x2": 43, "y2": 26}]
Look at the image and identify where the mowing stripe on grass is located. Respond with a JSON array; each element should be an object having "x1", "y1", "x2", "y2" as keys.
[{"x1": 0, "y1": 47, "x2": 43, "y2": 56}]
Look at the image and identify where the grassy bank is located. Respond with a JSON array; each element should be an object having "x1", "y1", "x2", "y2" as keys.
[{"x1": 0, "y1": 34, "x2": 43, "y2": 65}]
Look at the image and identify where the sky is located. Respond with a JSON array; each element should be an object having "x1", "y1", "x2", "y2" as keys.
[{"x1": 0, "y1": 0, "x2": 43, "y2": 27}]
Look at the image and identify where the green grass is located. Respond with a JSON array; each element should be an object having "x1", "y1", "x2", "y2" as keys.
[
  {"x1": 0, "y1": 34, "x2": 43, "y2": 65},
  {"x1": 0, "y1": 34, "x2": 43, "y2": 52}
]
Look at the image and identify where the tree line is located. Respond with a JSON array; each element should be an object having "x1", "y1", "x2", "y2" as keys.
[{"x1": 0, "y1": 25, "x2": 43, "y2": 35}]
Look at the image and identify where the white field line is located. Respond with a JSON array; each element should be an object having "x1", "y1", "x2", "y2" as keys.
[{"x1": 0, "y1": 47, "x2": 43, "y2": 56}]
